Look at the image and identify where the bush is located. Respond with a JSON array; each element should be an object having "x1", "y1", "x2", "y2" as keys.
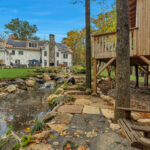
[
  {"x1": 71, "y1": 65, "x2": 86, "y2": 74},
  {"x1": 31, "y1": 120, "x2": 45, "y2": 133}
]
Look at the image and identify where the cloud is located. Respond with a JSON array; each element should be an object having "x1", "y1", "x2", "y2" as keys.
[{"x1": 0, "y1": 8, "x2": 18, "y2": 14}]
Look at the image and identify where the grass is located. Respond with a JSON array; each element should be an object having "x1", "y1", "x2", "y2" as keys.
[
  {"x1": 99, "y1": 69, "x2": 150, "y2": 83},
  {"x1": 0, "y1": 68, "x2": 37, "y2": 79}
]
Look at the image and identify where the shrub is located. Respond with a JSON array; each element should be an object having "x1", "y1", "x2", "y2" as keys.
[{"x1": 31, "y1": 120, "x2": 45, "y2": 133}]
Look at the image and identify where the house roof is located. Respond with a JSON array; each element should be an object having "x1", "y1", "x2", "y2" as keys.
[{"x1": 56, "y1": 43, "x2": 72, "y2": 53}]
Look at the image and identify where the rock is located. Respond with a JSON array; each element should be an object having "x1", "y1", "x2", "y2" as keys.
[
  {"x1": 137, "y1": 119, "x2": 150, "y2": 125},
  {"x1": 37, "y1": 74, "x2": 43, "y2": 79},
  {"x1": 53, "y1": 141, "x2": 60, "y2": 146},
  {"x1": 94, "y1": 132, "x2": 138, "y2": 150},
  {"x1": 0, "y1": 92, "x2": 7, "y2": 97},
  {"x1": 5, "y1": 85, "x2": 17, "y2": 93},
  {"x1": 43, "y1": 73, "x2": 51, "y2": 81},
  {"x1": 43, "y1": 81, "x2": 56, "y2": 89},
  {"x1": 25, "y1": 79, "x2": 35, "y2": 87},
  {"x1": 55, "y1": 113, "x2": 73, "y2": 123},
  {"x1": 36, "y1": 78, "x2": 45, "y2": 84},
  {"x1": 23, "y1": 144, "x2": 53, "y2": 150},
  {"x1": 78, "y1": 145, "x2": 86, "y2": 150},
  {"x1": 57, "y1": 105, "x2": 83, "y2": 114},
  {"x1": 0, "y1": 82, "x2": 8, "y2": 88},
  {"x1": 101, "y1": 108, "x2": 114, "y2": 119},
  {"x1": 83, "y1": 105, "x2": 100, "y2": 115},
  {"x1": 85, "y1": 130, "x2": 98, "y2": 138},
  {"x1": 31, "y1": 130, "x2": 51, "y2": 140},
  {"x1": 55, "y1": 87, "x2": 64, "y2": 94},
  {"x1": 47, "y1": 94, "x2": 58, "y2": 102},
  {"x1": 110, "y1": 123, "x2": 120, "y2": 130},
  {"x1": 47, "y1": 124, "x2": 68, "y2": 134},
  {"x1": 74, "y1": 99, "x2": 92, "y2": 106},
  {"x1": 0, "y1": 134, "x2": 19, "y2": 150},
  {"x1": 68, "y1": 77, "x2": 76, "y2": 85},
  {"x1": 56, "y1": 76, "x2": 65, "y2": 84},
  {"x1": 131, "y1": 112, "x2": 143, "y2": 120},
  {"x1": 100, "y1": 94, "x2": 115, "y2": 106}
]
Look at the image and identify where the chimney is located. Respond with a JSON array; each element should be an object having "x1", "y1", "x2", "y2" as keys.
[{"x1": 49, "y1": 34, "x2": 55, "y2": 66}]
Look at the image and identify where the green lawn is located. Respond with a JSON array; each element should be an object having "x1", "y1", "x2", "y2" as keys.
[
  {"x1": 99, "y1": 69, "x2": 149, "y2": 83},
  {"x1": 0, "y1": 68, "x2": 37, "y2": 79}
]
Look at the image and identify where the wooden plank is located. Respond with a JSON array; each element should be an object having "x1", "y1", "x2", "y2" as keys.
[
  {"x1": 139, "y1": 137, "x2": 150, "y2": 147},
  {"x1": 96, "y1": 58, "x2": 116, "y2": 76},
  {"x1": 139, "y1": 56, "x2": 150, "y2": 65},
  {"x1": 117, "y1": 107, "x2": 150, "y2": 113},
  {"x1": 131, "y1": 125, "x2": 150, "y2": 133}
]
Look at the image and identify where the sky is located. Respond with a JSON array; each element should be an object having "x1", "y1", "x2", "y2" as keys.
[{"x1": 0, "y1": 0, "x2": 114, "y2": 42}]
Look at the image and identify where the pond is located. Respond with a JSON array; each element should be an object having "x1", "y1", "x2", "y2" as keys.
[{"x1": 0, "y1": 89, "x2": 52, "y2": 136}]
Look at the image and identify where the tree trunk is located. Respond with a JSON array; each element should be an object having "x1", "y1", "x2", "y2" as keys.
[
  {"x1": 115, "y1": 0, "x2": 131, "y2": 121},
  {"x1": 85, "y1": 0, "x2": 91, "y2": 89}
]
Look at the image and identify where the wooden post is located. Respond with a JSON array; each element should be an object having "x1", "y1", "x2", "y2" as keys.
[
  {"x1": 93, "y1": 59, "x2": 97, "y2": 94},
  {"x1": 107, "y1": 66, "x2": 111, "y2": 88},
  {"x1": 144, "y1": 66, "x2": 149, "y2": 87},
  {"x1": 135, "y1": 64, "x2": 139, "y2": 88}
]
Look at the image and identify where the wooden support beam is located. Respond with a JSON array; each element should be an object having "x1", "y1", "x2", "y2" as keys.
[
  {"x1": 93, "y1": 59, "x2": 97, "y2": 94},
  {"x1": 137, "y1": 64, "x2": 150, "y2": 75},
  {"x1": 139, "y1": 56, "x2": 150, "y2": 65},
  {"x1": 96, "y1": 58, "x2": 116, "y2": 76},
  {"x1": 135, "y1": 64, "x2": 139, "y2": 88},
  {"x1": 107, "y1": 66, "x2": 111, "y2": 88},
  {"x1": 144, "y1": 66, "x2": 149, "y2": 87}
]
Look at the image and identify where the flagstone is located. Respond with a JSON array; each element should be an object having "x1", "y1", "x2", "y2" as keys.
[
  {"x1": 74, "y1": 99, "x2": 92, "y2": 105},
  {"x1": 48, "y1": 124, "x2": 68, "y2": 134},
  {"x1": 57, "y1": 105, "x2": 83, "y2": 114},
  {"x1": 101, "y1": 108, "x2": 114, "y2": 119},
  {"x1": 83, "y1": 105, "x2": 100, "y2": 115},
  {"x1": 23, "y1": 144, "x2": 53, "y2": 150},
  {"x1": 55, "y1": 113, "x2": 73, "y2": 123}
]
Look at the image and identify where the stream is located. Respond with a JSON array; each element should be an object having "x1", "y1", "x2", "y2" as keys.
[{"x1": 0, "y1": 89, "x2": 52, "y2": 136}]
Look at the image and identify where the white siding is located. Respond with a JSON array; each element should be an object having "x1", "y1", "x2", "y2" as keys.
[
  {"x1": 41, "y1": 44, "x2": 49, "y2": 67},
  {"x1": 55, "y1": 45, "x2": 72, "y2": 67},
  {"x1": 8, "y1": 49, "x2": 41, "y2": 66}
]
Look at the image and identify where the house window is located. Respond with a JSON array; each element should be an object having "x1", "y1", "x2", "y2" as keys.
[
  {"x1": 29, "y1": 42, "x2": 38, "y2": 48},
  {"x1": 63, "y1": 53, "x2": 68, "y2": 59},
  {"x1": 57, "y1": 52, "x2": 59, "y2": 57},
  {"x1": 44, "y1": 51, "x2": 47, "y2": 56},
  {"x1": 12, "y1": 50, "x2": 15, "y2": 55},
  {"x1": 18, "y1": 51, "x2": 23, "y2": 55},
  {"x1": 63, "y1": 62, "x2": 68, "y2": 67},
  {"x1": 15, "y1": 59, "x2": 20, "y2": 65},
  {"x1": 44, "y1": 60, "x2": 47, "y2": 66},
  {"x1": 57, "y1": 60, "x2": 59, "y2": 66}
]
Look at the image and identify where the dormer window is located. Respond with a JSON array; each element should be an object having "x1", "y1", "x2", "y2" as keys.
[{"x1": 28, "y1": 42, "x2": 38, "y2": 48}]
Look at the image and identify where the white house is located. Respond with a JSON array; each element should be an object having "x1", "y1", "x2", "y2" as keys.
[
  {"x1": 0, "y1": 34, "x2": 72, "y2": 67},
  {"x1": 0, "y1": 44, "x2": 11, "y2": 66}
]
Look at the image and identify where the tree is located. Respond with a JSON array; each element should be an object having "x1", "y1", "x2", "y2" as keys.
[
  {"x1": 85, "y1": 0, "x2": 91, "y2": 89},
  {"x1": 5, "y1": 18, "x2": 39, "y2": 41},
  {"x1": 114, "y1": 0, "x2": 131, "y2": 121},
  {"x1": 91, "y1": 9, "x2": 116, "y2": 34}
]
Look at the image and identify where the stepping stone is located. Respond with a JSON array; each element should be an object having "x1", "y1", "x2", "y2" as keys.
[
  {"x1": 57, "y1": 105, "x2": 83, "y2": 114},
  {"x1": 101, "y1": 108, "x2": 114, "y2": 119},
  {"x1": 74, "y1": 99, "x2": 92, "y2": 105},
  {"x1": 83, "y1": 105, "x2": 100, "y2": 115},
  {"x1": 55, "y1": 113, "x2": 73, "y2": 123},
  {"x1": 48, "y1": 124, "x2": 68, "y2": 134}
]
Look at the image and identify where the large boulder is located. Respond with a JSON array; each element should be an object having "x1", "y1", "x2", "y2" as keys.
[
  {"x1": 47, "y1": 94, "x2": 58, "y2": 102},
  {"x1": 67, "y1": 77, "x2": 76, "y2": 85},
  {"x1": 5, "y1": 85, "x2": 17, "y2": 93},
  {"x1": 42, "y1": 81, "x2": 56, "y2": 89},
  {"x1": 43, "y1": 73, "x2": 51, "y2": 81},
  {"x1": 56, "y1": 76, "x2": 65, "y2": 84},
  {"x1": 25, "y1": 79, "x2": 36, "y2": 87}
]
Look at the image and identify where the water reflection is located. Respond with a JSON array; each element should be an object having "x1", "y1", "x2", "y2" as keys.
[{"x1": 0, "y1": 90, "x2": 51, "y2": 136}]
